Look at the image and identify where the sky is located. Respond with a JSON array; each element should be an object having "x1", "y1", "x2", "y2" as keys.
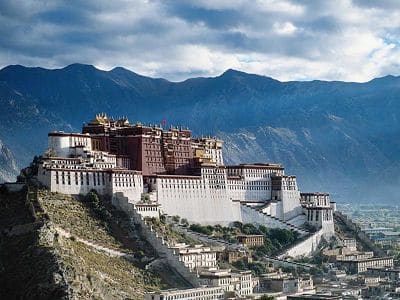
[{"x1": 0, "y1": 0, "x2": 400, "y2": 82}]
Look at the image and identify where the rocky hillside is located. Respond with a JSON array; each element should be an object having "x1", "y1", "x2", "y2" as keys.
[
  {"x1": 0, "y1": 64, "x2": 399, "y2": 203},
  {"x1": 0, "y1": 186, "x2": 167, "y2": 299},
  {"x1": 0, "y1": 139, "x2": 19, "y2": 182}
]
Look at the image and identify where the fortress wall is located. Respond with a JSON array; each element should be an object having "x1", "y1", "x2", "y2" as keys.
[
  {"x1": 48, "y1": 135, "x2": 71, "y2": 157},
  {"x1": 38, "y1": 167, "x2": 142, "y2": 202},
  {"x1": 227, "y1": 178, "x2": 271, "y2": 202},
  {"x1": 241, "y1": 205, "x2": 305, "y2": 235},
  {"x1": 278, "y1": 229, "x2": 324, "y2": 258},
  {"x1": 226, "y1": 182, "x2": 245, "y2": 201},
  {"x1": 111, "y1": 173, "x2": 142, "y2": 203},
  {"x1": 281, "y1": 190, "x2": 302, "y2": 221},
  {"x1": 155, "y1": 177, "x2": 240, "y2": 224},
  {"x1": 270, "y1": 202, "x2": 278, "y2": 216},
  {"x1": 48, "y1": 133, "x2": 92, "y2": 157},
  {"x1": 322, "y1": 220, "x2": 335, "y2": 238},
  {"x1": 43, "y1": 169, "x2": 111, "y2": 196},
  {"x1": 112, "y1": 193, "x2": 199, "y2": 287}
]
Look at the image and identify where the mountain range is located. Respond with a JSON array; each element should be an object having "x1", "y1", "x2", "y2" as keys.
[{"x1": 0, "y1": 63, "x2": 399, "y2": 204}]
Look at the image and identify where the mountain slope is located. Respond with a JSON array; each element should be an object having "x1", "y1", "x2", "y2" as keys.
[{"x1": 0, "y1": 64, "x2": 399, "y2": 203}]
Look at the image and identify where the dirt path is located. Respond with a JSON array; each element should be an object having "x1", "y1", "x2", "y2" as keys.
[{"x1": 54, "y1": 226, "x2": 136, "y2": 260}]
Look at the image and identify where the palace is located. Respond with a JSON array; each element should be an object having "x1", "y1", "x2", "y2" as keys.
[{"x1": 36, "y1": 113, "x2": 335, "y2": 243}]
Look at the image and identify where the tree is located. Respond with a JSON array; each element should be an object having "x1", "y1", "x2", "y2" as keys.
[
  {"x1": 260, "y1": 296, "x2": 275, "y2": 300},
  {"x1": 84, "y1": 191, "x2": 111, "y2": 220},
  {"x1": 160, "y1": 214, "x2": 166, "y2": 224},
  {"x1": 259, "y1": 225, "x2": 268, "y2": 234},
  {"x1": 242, "y1": 223, "x2": 260, "y2": 235},
  {"x1": 189, "y1": 224, "x2": 213, "y2": 235},
  {"x1": 232, "y1": 221, "x2": 243, "y2": 230},
  {"x1": 269, "y1": 228, "x2": 296, "y2": 245},
  {"x1": 180, "y1": 218, "x2": 189, "y2": 227}
]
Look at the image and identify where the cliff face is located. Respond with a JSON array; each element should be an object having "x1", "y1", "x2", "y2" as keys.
[
  {"x1": 0, "y1": 139, "x2": 19, "y2": 182},
  {"x1": 0, "y1": 64, "x2": 400, "y2": 203},
  {"x1": 0, "y1": 186, "x2": 166, "y2": 299}
]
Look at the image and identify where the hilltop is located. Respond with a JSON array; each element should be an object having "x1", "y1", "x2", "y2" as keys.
[{"x1": 0, "y1": 64, "x2": 400, "y2": 203}]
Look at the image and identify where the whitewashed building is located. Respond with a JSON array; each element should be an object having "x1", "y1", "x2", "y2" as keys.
[
  {"x1": 170, "y1": 243, "x2": 217, "y2": 272},
  {"x1": 36, "y1": 125, "x2": 336, "y2": 248},
  {"x1": 145, "y1": 286, "x2": 224, "y2": 300},
  {"x1": 198, "y1": 268, "x2": 255, "y2": 297}
]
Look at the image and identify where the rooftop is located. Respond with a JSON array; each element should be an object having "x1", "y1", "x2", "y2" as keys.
[
  {"x1": 287, "y1": 294, "x2": 342, "y2": 299},
  {"x1": 226, "y1": 163, "x2": 283, "y2": 169}
]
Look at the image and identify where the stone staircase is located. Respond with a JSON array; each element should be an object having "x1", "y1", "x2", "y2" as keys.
[
  {"x1": 112, "y1": 192, "x2": 199, "y2": 288},
  {"x1": 241, "y1": 203, "x2": 309, "y2": 236},
  {"x1": 258, "y1": 199, "x2": 279, "y2": 213},
  {"x1": 285, "y1": 214, "x2": 307, "y2": 228}
]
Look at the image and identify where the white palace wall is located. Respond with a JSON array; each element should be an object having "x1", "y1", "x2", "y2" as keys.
[
  {"x1": 278, "y1": 228, "x2": 325, "y2": 258},
  {"x1": 48, "y1": 133, "x2": 92, "y2": 157},
  {"x1": 226, "y1": 165, "x2": 284, "y2": 203},
  {"x1": 154, "y1": 175, "x2": 240, "y2": 225},
  {"x1": 33, "y1": 127, "x2": 337, "y2": 252},
  {"x1": 38, "y1": 163, "x2": 142, "y2": 202}
]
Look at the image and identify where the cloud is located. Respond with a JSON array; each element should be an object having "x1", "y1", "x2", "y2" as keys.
[
  {"x1": 273, "y1": 22, "x2": 298, "y2": 35},
  {"x1": 0, "y1": 0, "x2": 399, "y2": 82}
]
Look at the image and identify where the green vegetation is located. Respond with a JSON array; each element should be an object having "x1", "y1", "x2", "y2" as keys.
[
  {"x1": 58, "y1": 237, "x2": 164, "y2": 298},
  {"x1": 141, "y1": 194, "x2": 150, "y2": 202},
  {"x1": 146, "y1": 217, "x2": 196, "y2": 245},
  {"x1": 254, "y1": 226, "x2": 300, "y2": 257},
  {"x1": 260, "y1": 295, "x2": 275, "y2": 300},
  {"x1": 232, "y1": 260, "x2": 267, "y2": 276},
  {"x1": 172, "y1": 215, "x2": 180, "y2": 223},
  {"x1": 83, "y1": 190, "x2": 112, "y2": 221},
  {"x1": 38, "y1": 189, "x2": 123, "y2": 250},
  {"x1": 189, "y1": 224, "x2": 216, "y2": 235},
  {"x1": 33, "y1": 188, "x2": 166, "y2": 297},
  {"x1": 180, "y1": 218, "x2": 189, "y2": 227},
  {"x1": 188, "y1": 222, "x2": 299, "y2": 256}
]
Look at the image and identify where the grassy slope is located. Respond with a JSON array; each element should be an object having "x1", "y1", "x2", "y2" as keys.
[{"x1": 1, "y1": 187, "x2": 167, "y2": 299}]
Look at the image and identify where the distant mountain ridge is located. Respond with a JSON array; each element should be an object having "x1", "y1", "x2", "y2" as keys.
[{"x1": 0, "y1": 63, "x2": 399, "y2": 204}]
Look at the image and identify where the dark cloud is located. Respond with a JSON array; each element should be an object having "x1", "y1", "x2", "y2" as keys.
[
  {"x1": 0, "y1": 0, "x2": 399, "y2": 81},
  {"x1": 163, "y1": 1, "x2": 243, "y2": 29}
]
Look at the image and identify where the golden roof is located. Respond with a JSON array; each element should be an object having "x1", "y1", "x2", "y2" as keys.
[{"x1": 90, "y1": 113, "x2": 110, "y2": 125}]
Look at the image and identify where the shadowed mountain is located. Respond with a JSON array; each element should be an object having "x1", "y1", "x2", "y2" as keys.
[{"x1": 0, "y1": 64, "x2": 399, "y2": 203}]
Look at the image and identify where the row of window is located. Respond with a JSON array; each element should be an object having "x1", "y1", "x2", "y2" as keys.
[
  {"x1": 55, "y1": 171, "x2": 108, "y2": 186},
  {"x1": 307, "y1": 210, "x2": 332, "y2": 222},
  {"x1": 159, "y1": 290, "x2": 223, "y2": 300},
  {"x1": 54, "y1": 171, "x2": 139, "y2": 187},
  {"x1": 136, "y1": 206, "x2": 158, "y2": 211}
]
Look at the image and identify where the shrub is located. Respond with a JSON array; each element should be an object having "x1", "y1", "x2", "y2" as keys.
[
  {"x1": 233, "y1": 260, "x2": 267, "y2": 276},
  {"x1": 180, "y1": 218, "x2": 189, "y2": 227},
  {"x1": 260, "y1": 295, "x2": 275, "y2": 300},
  {"x1": 84, "y1": 190, "x2": 110, "y2": 221},
  {"x1": 160, "y1": 214, "x2": 166, "y2": 224},
  {"x1": 242, "y1": 223, "x2": 260, "y2": 235},
  {"x1": 189, "y1": 224, "x2": 213, "y2": 235},
  {"x1": 172, "y1": 215, "x2": 180, "y2": 223},
  {"x1": 232, "y1": 221, "x2": 243, "y2": 230}
]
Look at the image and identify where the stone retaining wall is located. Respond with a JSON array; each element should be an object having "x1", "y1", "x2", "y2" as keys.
[{"x1": 112, "y1": 193, "x2": 199, "y2": 287}]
